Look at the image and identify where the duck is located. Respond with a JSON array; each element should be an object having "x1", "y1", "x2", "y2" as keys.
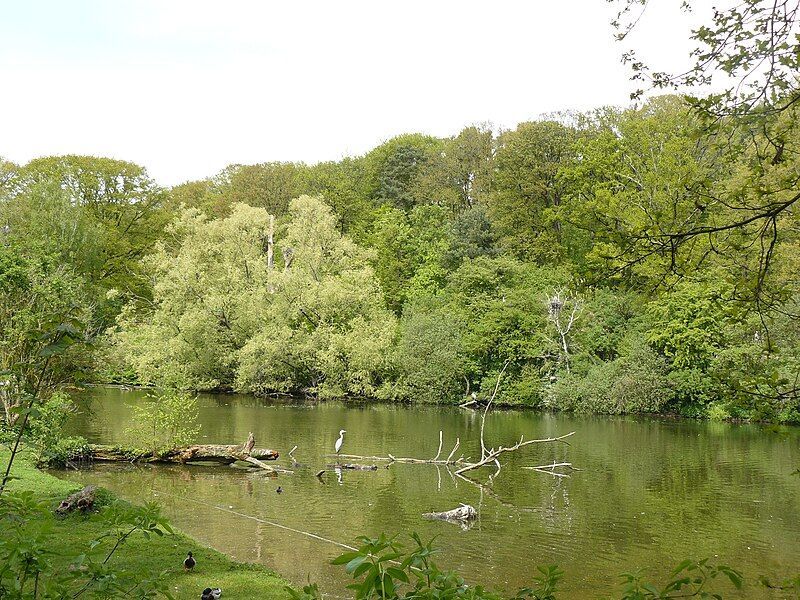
[
  {"x1": 184, "y1": 551, "x2": 196, "y2": 572},
  {"x1": 201, "y1": 588, "x2": 222, "y2": 600},
  {"x1": 276, "y1": 486, "x2": 283, "y2": 494}
]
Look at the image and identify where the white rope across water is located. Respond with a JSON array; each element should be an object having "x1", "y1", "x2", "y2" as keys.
[{"x1": 151, "y1": 489, "x2": 359, "y2": 552}]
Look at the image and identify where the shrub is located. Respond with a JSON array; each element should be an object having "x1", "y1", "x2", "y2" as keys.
[
  {"x1": 550, "y1": 343, "x2": 671, "y2": 414},
  {"x1": 127, "y1": 388, "x2": 200, "y2": 456}
]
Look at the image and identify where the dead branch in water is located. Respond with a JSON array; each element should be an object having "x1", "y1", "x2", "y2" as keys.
[
  {"x1": 324, "y1": 368, "x2": 576, "y2": 485},
  {"x1": 454, "y1": 432, "x2": 575, "y2": 476},
  {"x1": 330, "y1": 430, "x2": 464, "y2": 466},
  {"x1": 522, "y1": 461, "x2": 581, "y2": 478}
]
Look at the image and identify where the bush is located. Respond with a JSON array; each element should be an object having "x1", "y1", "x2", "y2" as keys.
[
  {"x1": 388, "y1": 304, "x2": 468, "y2": 404},
  {"x1": 550, "y1": 343, "x2": 671, "y2": 414},
  {"x1": 41, "y1": 436, "x2": 92, "y2": 467},
  {"x1": 289, "y1": 532, "x2": 780, "y2": 600},
  {"x1": 27, "y1": 392, "x2": 90, "y2": 466},
  {"x1": 127, "y1": 388, "x2": 201, "y2": 456}
]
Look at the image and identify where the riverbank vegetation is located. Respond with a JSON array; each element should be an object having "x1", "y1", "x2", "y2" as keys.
[
  {"x1": 3, "y1": 2, "x2": 800, "y2": 443},
  {"x1": 4, "y1": 95, "x2": 798, "y2": 423}
]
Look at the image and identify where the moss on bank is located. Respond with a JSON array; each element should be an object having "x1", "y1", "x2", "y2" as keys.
[{"x1": 1, "y1": 448, "x2": 290, "y2": 600}]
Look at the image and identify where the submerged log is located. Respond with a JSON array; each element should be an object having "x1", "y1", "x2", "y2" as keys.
[
  {"x1": 326, "y1": 463, "x2": 378, "y2": 471},
  {"x1": 56, "y1": 485, "x2": 97, "y2": 515},
  {"x1": 423, "y1": 503, "x2": 477, "y2": 522}
]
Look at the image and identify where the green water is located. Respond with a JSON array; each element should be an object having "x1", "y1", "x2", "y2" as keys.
[{"x1": 57, "y1": 387, "x2": 800, "y2": 598}]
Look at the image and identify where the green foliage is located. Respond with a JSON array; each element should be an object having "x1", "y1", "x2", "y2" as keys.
[
  {"x1": 26, "y1": 392, "x2": 90, "y2": 467},
  {"x1": 364, "y1": 134, "x2": 443, "y2": 210},
  {"x1": 5, "y1": 83, "x2": 800, "y2": 422},
  {"x1": 388, "y1": 303, "x2": 468, "y2": 403},
  {"x1": 296, "y1": 533, "x2": 781, "y2": 600},
  {"x1": 488, "y1": 121, "x2": 575, "y2": 264},
  {"x1": 10, "y1": 155, "x2": 169, "y2": 329},
  {"x1": 322, "y1": 533, "x2": 564, "y2": 600},
  {"x1": 550, "y1": 341, "x2": 671, "y2": 414},
  {"x1": 236, "y1": 196, "x2": 396, "y2": 398},
  {"x1": 440, "y1": 256, "x2": 569, "y2": 404},
  {"x1": 0, "y1": 244, "x2": 91, "y2": 425},
  {"x1": 646, "y1": 279, "x2": 736, "y2": 371},
  {"x1": 115, "y1": 195, "x2": 395, "y2": 398},
  {"x1": 128, "y1": 389, "x2": 200, "y2": 456},
  {"x1": 113, "y1": 203, "x2": 272, "y2": 389},
  {"x1": 618, "y1": 559, "x2": 742, "y2": 599},
  {"x1": 0, "y1": 490, "x2": 174, "y2": 599}
]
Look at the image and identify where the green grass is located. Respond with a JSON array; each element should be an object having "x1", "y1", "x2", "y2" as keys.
[{"x1": 1, "y1": 448, "x2": 291, "y2": 599}]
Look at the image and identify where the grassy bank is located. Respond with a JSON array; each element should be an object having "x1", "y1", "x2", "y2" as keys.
[{"x1": 0, "y1": 448, "x2": 290, "y2": 599}]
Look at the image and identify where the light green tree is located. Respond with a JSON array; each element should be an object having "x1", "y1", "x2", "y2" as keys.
[
  {"x1": 114, "y1": 203, "x2": 272, "y2": 389},
  {"x1": 237, "y1": 196, "x2": 396, "y2": 398}
]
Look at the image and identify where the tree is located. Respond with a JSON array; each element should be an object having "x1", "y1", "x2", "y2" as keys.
[
  {"x1": 561, "y1": 96, "x2": 719, "y2": 285},
  {"x1": 365, "y1": 205, "x2": 450, "y2": 313},
  {"x1": 364, "y1": 134, "x2": 443, "y2": 210},
  {"x1": 411, "y1": 125, "x2": 494, "y2": 211},
  {"x1": 113, "y1": 204, "x2": 272, "y2": 390},
  {"x1": 389, "y1": 303, "x2": 468, "y2": 403},
  {"x1": 608, "y1": 1, "x2": 800, "y2": 305},
  {"x1": 0, "y1": 244, "x2": 89, "y2": 427},
  {"x1": 218, "y1": 161, "x2": 305, "y2": 216},
  {"x1": 487, "y1": 121, "x2": 576, "y2": 263},
  {"x1": 299, "y1": 158, "x2": 374, "y2": 236},
  {"x1": 11, "y1": 156, "x2": 169, "y2": 329},
  {"x1": 236, "y1": 196, "x2": 396, "y2": 398},
  {"x1": 115, "y1": 196, "x2": 396, "y2": 399}
]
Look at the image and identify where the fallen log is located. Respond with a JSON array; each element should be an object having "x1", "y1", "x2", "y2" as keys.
[
  {"x1": 86, "y1": 433, "x2": 280, "y2": 470},
  {"x1": 423, "y1": 503, "x2": 477, "y2": 522},
  {"x1": 56, "y1": 485, "x2": 97, "y2": 515},
  {"x1": 88, "y1": 444, "x2": 279, "y2": 464}
]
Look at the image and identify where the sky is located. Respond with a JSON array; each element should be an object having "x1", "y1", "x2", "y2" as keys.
[{"x1": 0, "y1": 1, "x2": 708, "y2": 186}]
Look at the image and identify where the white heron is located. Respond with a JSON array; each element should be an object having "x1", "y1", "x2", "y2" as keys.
[{"x1": 334, "y1": 429, "x2": 346, "y2": 454}]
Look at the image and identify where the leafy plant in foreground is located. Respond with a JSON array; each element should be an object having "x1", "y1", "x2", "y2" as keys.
[
  {"x1": 289, "y1": 533, "x2": 562, "y2": 600},
  {"x1": 289, "y1": 533, "x2": 800, "y2": 599},
  {"x1": 0, "y1": 491, "x2": 174, "y2": 598},
  {"x1": 619, "y1": 559, "x2": 742, "y2": 599}
]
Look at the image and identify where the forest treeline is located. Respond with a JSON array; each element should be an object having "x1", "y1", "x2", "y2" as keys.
[{"x1": 1, "y1": 95, "x2": 799, "y2": 422}]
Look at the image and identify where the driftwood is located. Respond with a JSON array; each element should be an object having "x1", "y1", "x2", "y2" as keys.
[
  {"x1": 56, "y1": 485, "x2": 97, "y2": 515},
  {"x1": 331, "y1": 430, "x2": 462, "y2": 466},
  {"x1": 329, "y1": 365, "x2": 576, "y2": 487},
  {"x1": 521, "y1": 461, "x2": 581, "y2": 478},
  {"x1": 87, "y1": 433, "x2": 288, "y2": 473},
  {"x1": 423, "y1": 504, "x2": 477, "y2": 522},
  {"x1": 454, "y1": 432, "x2": 575, "y2": 476},
  {"x1": 326, "y1": 463, "x2": 378, "y2": 471}
]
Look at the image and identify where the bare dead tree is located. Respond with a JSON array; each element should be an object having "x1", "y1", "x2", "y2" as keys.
[
  {"x1": 333, "y1": 366, "x2": 575, "y2": 485},
  {"x1": 545, "y1": 289, "x2": 583, "y2": 374}
]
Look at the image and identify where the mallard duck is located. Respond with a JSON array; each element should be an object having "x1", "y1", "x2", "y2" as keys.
[
  {"x1": 201, "y1": 588, "x2": 222, "y2": 600},
  {"x1": 184, "y1": 552, "x2": 196, "y2": 571}
]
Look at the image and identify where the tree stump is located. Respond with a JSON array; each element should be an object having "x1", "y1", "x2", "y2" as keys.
[{"x1": 56, "y1": 485, "x2": 97, "y2": 515}]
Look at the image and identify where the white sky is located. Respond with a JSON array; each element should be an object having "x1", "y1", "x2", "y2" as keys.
[{"x1": 0, "y1": 1, "x2": 709, "y2": 186}]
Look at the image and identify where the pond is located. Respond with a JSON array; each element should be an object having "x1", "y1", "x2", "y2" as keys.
[{"x1": 57, "y1": 387, "x2": 800, "y2": 599}]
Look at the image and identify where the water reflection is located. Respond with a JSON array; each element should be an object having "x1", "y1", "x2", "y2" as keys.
[{"x1": 54, "y1": 387, "x2": 800, "y2": 599}]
